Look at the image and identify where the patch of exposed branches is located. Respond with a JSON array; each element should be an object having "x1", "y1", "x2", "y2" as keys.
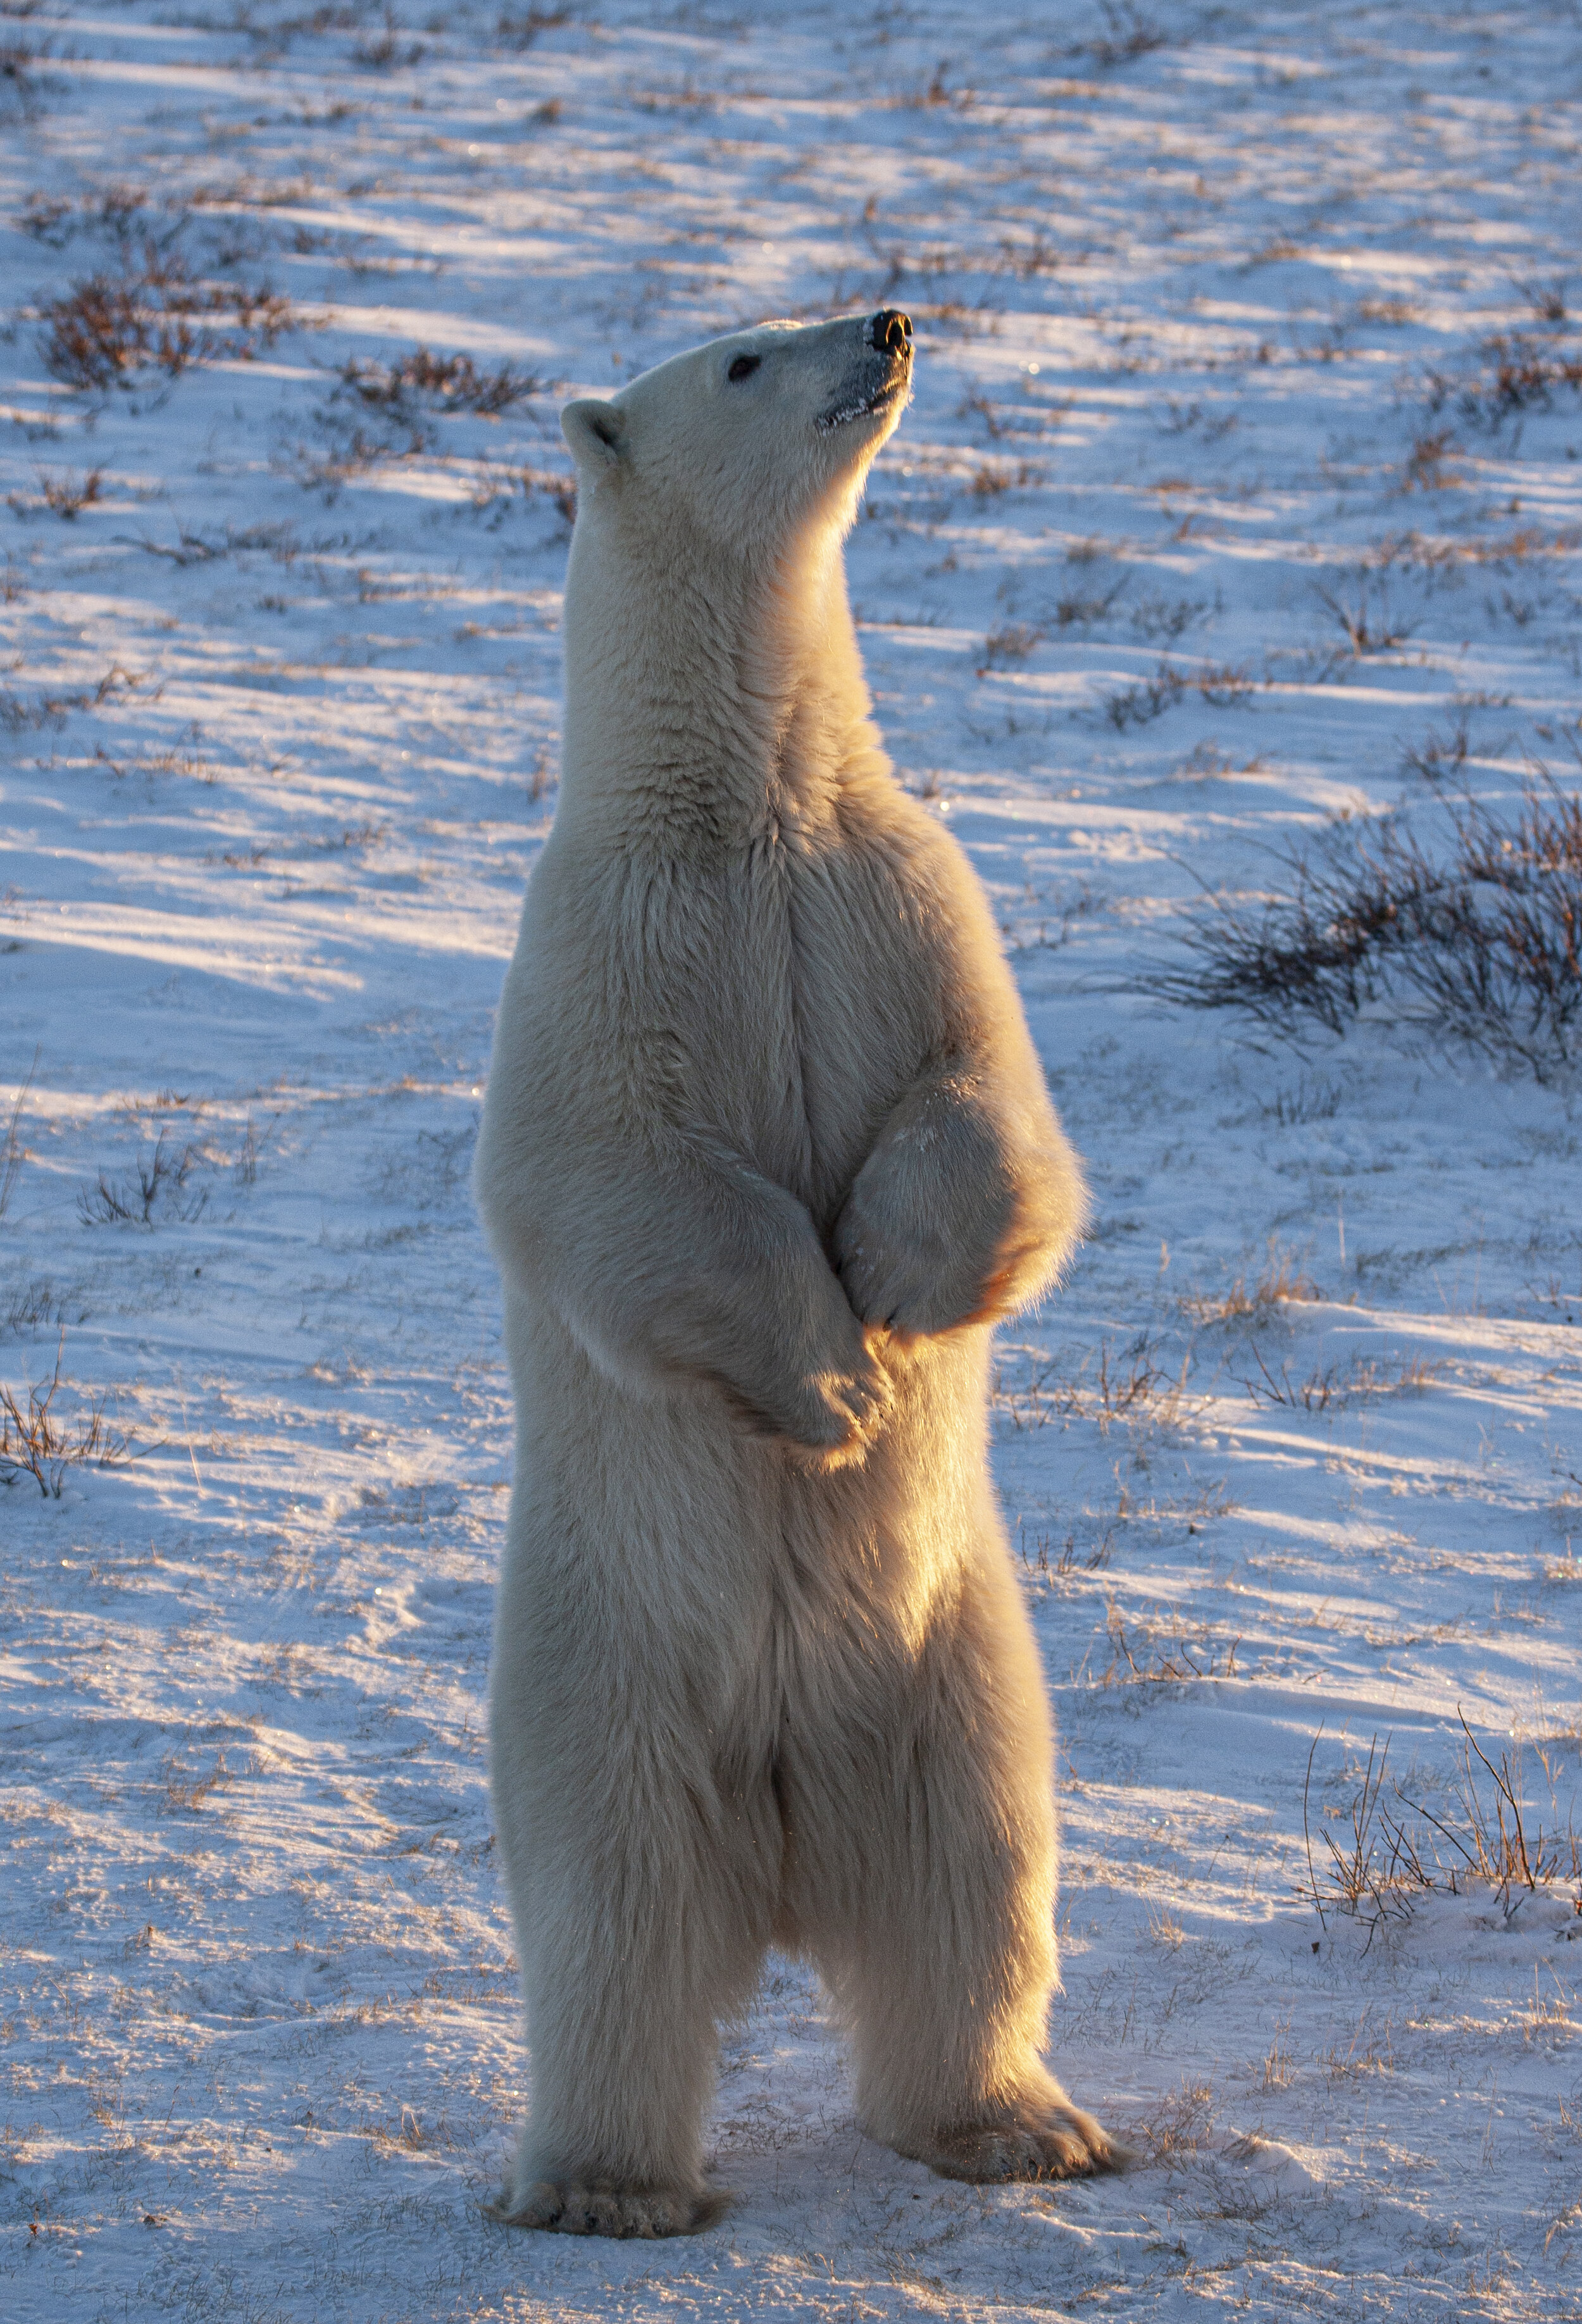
[
  {"x1": 1099, "y1": 658, "x2": 1252, "y2": 729},
  {"x1": 37, "y1": 248, "x2": 296, "y2": 394},
  {"x1": 1, "y1": 1336, "x2": 135, "y2": 1498},
  {"x1": 0, "y1": 664, "x2": 140, "y2": 731},
  {"x1": 992, "y1": 1331, "x2": 1192, "y2": 1436},
  {"x1": 1143, "y1": 771, "x2": 1582, "y2": 1081},
  {"x1": 333, "y1": 347, "x2": 542, "y2": 419},
  {"x1": 1426, "y1": 332, "x2": 1582, "y2": 431},
  {"x1": 1071, "y1": 3, "x2": 1168, "y2": 70},
  {"x1": 78, "y1": 1131, "x2": 209, "y2": 1227},
  {"x1": 1102, "y1": 1601, "x2": 1241, "y2": 1689},
  {"x1": 1304, "y1": 1719, "x2": 1582, "y2": 1948},
  {"x1": 18, "y1": 182, "x2": 170, "y2": 251},
  {"x1": 494, "y1": 4, "x2": 571, "y2": 47},
  {"x1": 1235, "y1": 1346, "x2": 1440, "y2": 1413},
  {"x1": 1, "y1": 34, "x2": 57, "y2": 122}
]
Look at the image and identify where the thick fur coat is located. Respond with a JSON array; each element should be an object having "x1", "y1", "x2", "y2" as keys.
[{"x1": 474, "y1": 310, "x2": 1112, "y2": 2238}]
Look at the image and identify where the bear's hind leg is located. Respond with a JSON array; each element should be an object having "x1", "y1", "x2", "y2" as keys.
[
  {"x1": 785, "y1": 1547, "x2": 1117, "y2": 2185},
  {"x1": 490, "y1": 1624, "x2": 776, "y2": 2236}
]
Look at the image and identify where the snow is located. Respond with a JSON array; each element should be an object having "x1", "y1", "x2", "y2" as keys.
[{"x1": 3, "y1": 1, "x2": 1581, "y2": 2316}]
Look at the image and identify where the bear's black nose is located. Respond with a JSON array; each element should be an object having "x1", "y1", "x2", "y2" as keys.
[{"x1": 869, "y1": 309, "x2": 912, "y2": 356}]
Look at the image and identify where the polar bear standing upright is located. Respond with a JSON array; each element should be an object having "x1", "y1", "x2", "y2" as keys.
[{"x1": 475, "y1": 309, "x2": 1112, "y2": 2238}]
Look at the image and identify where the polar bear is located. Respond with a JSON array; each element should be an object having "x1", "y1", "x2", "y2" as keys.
[{"x1": 473, "y1": 308, "x2": 1112, "y2": 2239}]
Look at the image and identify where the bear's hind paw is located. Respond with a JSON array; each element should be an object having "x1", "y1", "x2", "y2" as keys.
[
  {"x1": 926, "y1": 2104, "x2": 1122, "y2": 2186},
  {"x1": 487, "y1": 2179, "x2": 728, "y2": 2239}
]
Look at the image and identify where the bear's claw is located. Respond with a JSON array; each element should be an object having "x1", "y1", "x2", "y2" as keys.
[{"x1": 489, "y1": 2180, "x2": 728, "y2": 2238}]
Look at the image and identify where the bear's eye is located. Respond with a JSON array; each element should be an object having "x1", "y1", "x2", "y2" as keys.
[{"x1": 727, "y1": 354, "x2": 761, "y2": 383}]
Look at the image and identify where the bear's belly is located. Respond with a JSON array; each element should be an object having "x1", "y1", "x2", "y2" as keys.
[{"x1": 504, "y1": 1291, "x2": 995, "y2": 1662}]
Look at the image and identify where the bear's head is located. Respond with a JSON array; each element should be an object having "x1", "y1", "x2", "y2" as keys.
[{"x1": 560, "y1": 310, "x2": 913, "y2": 563}]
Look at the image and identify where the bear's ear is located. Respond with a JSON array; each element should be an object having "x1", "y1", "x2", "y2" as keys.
[{"x1": 561, "y1": 399, "x2": 626, "y2": 478}]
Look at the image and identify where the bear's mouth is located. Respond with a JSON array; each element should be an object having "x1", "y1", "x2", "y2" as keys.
[{"x1": 815, "y1": 375, "x2": 909, "y2": 433}]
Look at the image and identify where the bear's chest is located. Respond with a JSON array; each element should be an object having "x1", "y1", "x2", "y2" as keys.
[{"x1": 640, "y1": 819, "x2": 945, "y2": 1224}]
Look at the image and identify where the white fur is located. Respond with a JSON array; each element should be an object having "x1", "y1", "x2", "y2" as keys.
[{"x1": 474, "y1": 313, "x2": 1111, "y2": 2239}]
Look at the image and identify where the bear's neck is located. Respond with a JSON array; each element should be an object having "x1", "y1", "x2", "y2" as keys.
[{"x1": 556, "y1": 513, "x2": 890, "y2": 846}]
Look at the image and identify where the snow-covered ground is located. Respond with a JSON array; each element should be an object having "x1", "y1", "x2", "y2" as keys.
[{"x1": 3, "y1": 3, "x2": 1581, "y2": 2316}]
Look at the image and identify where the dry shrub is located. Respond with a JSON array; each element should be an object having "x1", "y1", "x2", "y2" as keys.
[
  {"x1": 1128, "y1": 2078, "x2": 1214, "y2": 2164},
  {"x1": 1143, "y1": 770, "x2": 1582, "y2": 1081},
  {"x1": 1303, "y1": 1717, "x2": 1582, "y2": 1944},
  {"x1": 1102, "y1": 1601, "x2": 1240, "y2": 1688},
  {"x1": 1428, "y1": 332, "x2": 1582, "y2": 429},
  {"x1": 992, "y1": 1331, "x2": 1187, "y2": 1434},
  {"x1": 39, "y1": 249, "x2": 295, "y2": 393},
  {"x1": 1, "y1": 1337, "x2": 135, "y2": 1497},
  {"x1": 1, "y1": 35, "x2": 54, "y2": 120},
  {"x1": 1101, "y1": 658, "x2": 1252, "y2": 728},
  {"x1": 978, "y1": 621, "x2": 1042, "y2": 673},
  {"x1": 1236, "y1": 1347, "x2": 1440, "y2": 1413},
  {"x1": 1075, "y1": 3, "x2": 1168, "y2": 70},
  {"x1": 78, "y1": 1130, "x2": 208, "y2": 1226},
  {"x1": 35, "y1": 466, "x2": 104, "y2": 520},
  {"x1": 160, "y1": 1749, "x2": 233, "y2": 1813},
  {"x1": 335, "y1": 346, "x2": 542, "y2": 416},
  {"x1": 495, "y1": 5, "x2": 571, "y2": 49}
]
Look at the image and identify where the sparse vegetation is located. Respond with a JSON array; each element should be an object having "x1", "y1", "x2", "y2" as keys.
[
  {"x1": 495, "y1": 4, "x2": 571, "y2": 48},
  {"x1": 1099, "y1": 658, "x2": 1252, "y2": 728},
  {"x1": 978, "y1": 621, "x2": 1042, "y2": 673},
  {"x1": 992, "y1": 1331, "x2": 1190, "y2": 1434},
  {"x1": 1235, "y1": 1346, "x2": 1440, "y2": 1412},
  {"x1": 1180, "y1": 1241, "x2": 1319, "y2": 1326},
  {"x1": 333, "y1": 347, "x2": 542, "y2": 417},
  {"x1": 0, "y1": 1048, "x2": 35, "y2": 1220},
  {"x1": 78, "y1": 1131, "x2": 209, "y2": 1227},
  {"x1": 1102, "y1": 1601, "x2": 1242, "y2": 1688},
  {"x1": 1143, "y1": 771, "x2": 1582, "y2": 1079},
  {"x1": 1312, "y1": 569, "x2": 1416, "y2": 659},
  {"x1": 1077, "y1": 1, "x2": 1169, "y2": 71},
  {"x1": 1304, "y1": 1718, "x2": 1582, "y2": 1944},
  {"x1": 34, "y1": 464, "x2": 105, "y2": 519},
  {"x1": 37, "y1": 251, "x2": 297, "y2": 394},
  {"x1": 1, "y1": 1336, "x2": 136, "y2": 1496},
  {"x1": 1428, "y1": 332, "x2": 1582, "y2": 430}
]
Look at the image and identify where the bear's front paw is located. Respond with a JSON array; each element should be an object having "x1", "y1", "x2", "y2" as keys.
[
  {"x1": 922, "y1": 2102, "x2": 1121, "y2": 2185},
  {"x1": 781, "y1": 1343, "x2": 893, "y2": 1469},
  {"x1": 838, "y1": 1238, "x2": 999, "y2": 1341},
  {"x1": 488, "y1": 2178, "x2": 728, "y2": 2238}
]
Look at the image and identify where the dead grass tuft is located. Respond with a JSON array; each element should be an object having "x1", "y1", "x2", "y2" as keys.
[
  {"x1": 1180, "y1": 1241, "x2": 1319, "y2": 1326},
  {"x1": 992, "y1": 1331, "x2": 1190, "y2": 1435},
  {"x1": 1312, "y1": 570, "x2": 1416, "y2": 659},
  {"x1": 1100, "y1": 658, "x2": 1253, "y2": 728},
  {"x1": 159, "y1": 1748, "x2": 234, "y2": 1814},
  {"x1": 978, "y1": 621, "x2": 1042, "y2": 673},
  {"x1": 32, "y1": 466, "x2": 105, "y2": 521},
  {"x1": 495, "y1": 5, "x2": 571, "y2": 49},
  {"x1": 0, "y1": 1048, "x2": 36, "y2": 1221},
  {"x1": 1074, "y1": 3, "x2": 1169, "y2": 71},
  {"x1": 1428, "y1": 332, "x2": 1582, "y2": 430}
]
